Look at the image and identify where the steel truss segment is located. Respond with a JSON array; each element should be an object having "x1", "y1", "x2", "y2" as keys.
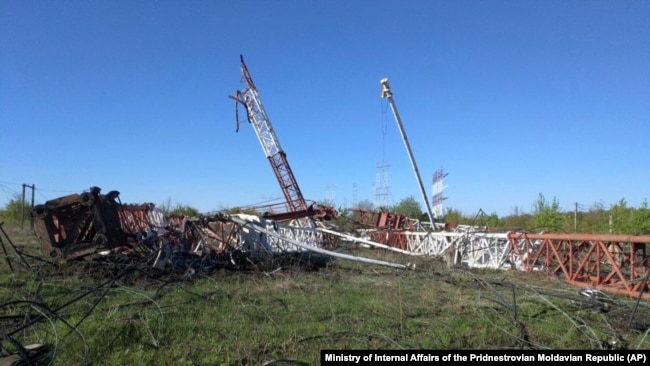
[
  {"x1": 363, "y1": 229, "x2": 650, "y2": 298},
  {"x1": 507, "y1": 232, "x2": 650, "y2": 299},
  {"x1": 508, "y1": 236, "x2": 544, "y2": 271},
  {"x1": 229, "y1": 215, "x2": 409, "y2": 269},
  {"x1": 317, "y1": 227, "x2": 417, "y2": 256},
  {"x1": 228, "y1": 215, "x2": 321, "y2": 254},
  {"x1": 233, "y1": 56, "x2": 308, "y2": 215},
  {"x1": 371, "y1": 230, "x2": 511, "y2": 269},
  {"x1": 243, "y1": 88, "x2": 282, "y2": 158},
  {"x1": 268, "y1": 152, "x2": 307, "y2": 212},
  {"x1": 272, "y1": 224, "x2": 324, "y2": 252},
  {"x1": 457, "y1": 232, "x2": 511, "y2": 269}
]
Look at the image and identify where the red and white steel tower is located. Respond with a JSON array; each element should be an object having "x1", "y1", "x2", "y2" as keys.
[
  {"x1": 230, "y1": 55, "x2": 308, "y2": 213},
  {"x1": 432, "y1": 169, "x2": 448, "y2": 219}
]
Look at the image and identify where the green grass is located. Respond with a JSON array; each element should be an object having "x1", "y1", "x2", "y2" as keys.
[{"x1": 2, "y1": 223, "x2": 650, "y2": 365}]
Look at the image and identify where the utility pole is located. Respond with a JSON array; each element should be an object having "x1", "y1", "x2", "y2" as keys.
[
  {"x1": 609, "y1": 214, "x2": 613, "y2": 233},
  {"x1": 21, "y1": 184, "x2": 35, "y2": 229},
  {"x1": 574, "y1": 202, "x2": 578, "y2": 233}
]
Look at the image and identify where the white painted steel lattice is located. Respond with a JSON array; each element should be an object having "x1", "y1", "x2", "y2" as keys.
[{"x1": 228, "y1": 215, "x2": 410, "y2": 269}]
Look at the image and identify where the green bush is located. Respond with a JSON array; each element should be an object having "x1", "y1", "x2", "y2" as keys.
[{"x1": 0, "y1": 193, "x2": 29, "y2": 224}]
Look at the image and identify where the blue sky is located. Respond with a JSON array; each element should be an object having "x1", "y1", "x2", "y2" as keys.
[{"x1": 1, "y1": 1, "x2": 648, "y2": 217}]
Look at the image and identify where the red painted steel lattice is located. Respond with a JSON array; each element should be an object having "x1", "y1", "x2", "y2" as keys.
[{"x1": 508, "y1": 233, "x2": 650, "y2": 299}]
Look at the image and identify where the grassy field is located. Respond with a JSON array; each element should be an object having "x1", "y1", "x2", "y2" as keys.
[{"x1": 1, "y1": 223, "x2": 650, "y2": 365}]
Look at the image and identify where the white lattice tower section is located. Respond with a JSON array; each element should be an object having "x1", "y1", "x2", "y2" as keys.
[
  {"x1": 432, "y1": 169, "x2": 448, "y2": 219},
  {"x1": 374, "y1": 161, "x2": 392, "y2": 208},
  {"x1": 325, "y1": 184, "x2": 336, "y2": 206}
]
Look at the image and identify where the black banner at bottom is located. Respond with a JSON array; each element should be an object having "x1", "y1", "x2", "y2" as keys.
[{"x1": 320, "y1": 350, "x2": 646, "y2": 365}]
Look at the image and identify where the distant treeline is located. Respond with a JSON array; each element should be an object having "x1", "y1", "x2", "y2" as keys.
[
  {"x1": 443, "y1": 194, "x2": 650, "y2": 235},
  {"x1": 342, "y1": 193, "x2": 650, "y2": 235},
  {"x1": 5, "y1": 191, "x2": 648, "y2": 236}
]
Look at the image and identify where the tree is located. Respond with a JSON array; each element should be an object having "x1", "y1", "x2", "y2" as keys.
[
  {"x1": 578, "y1": 200, "x2": 608, "y2": 233},
  {"x1": 170, "y1": 203, "x2": 200, "y2": 217},
  {"x1": 481, "y1": 212, "x2": 502, "y2": 229},
  {"x1": 0, "y1": 193, "x2": 28, "y2": 224},
  {"x1": 630, "y1": 199, "x2": 650, "y2": 234},
  {"x1": 157, "y1": 197, "x2": 200, "y2": 217},
  {"x1": 391, "y1": 196, "x2": 423, "y2": 219},
  {"x1": 345, "y1": 199, "x2": 376, "y2": 231},
  {"x1": 354, "y1": 199, "x2": 374, "y2": 211},
  {"x1": 608, "y1": 198, "x2": 632, "y2": 234},
  {"x1": 502, "y1": 206, "x2": 533, "y2": 230},
  {"x1": 336, "y1": 206, "x2": 349, "y2": 220},
  {"x1": 443, "y1": 208, "x2": 464, "y2": 225},
  {"x1": 532, "y1": 193, "x2": 565, "y2": 232}
]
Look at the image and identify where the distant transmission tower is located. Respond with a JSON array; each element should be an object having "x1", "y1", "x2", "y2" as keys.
[
  {"x1": 325, "y1": 184, "x2": 336, "y2": 206},
  {"x1": 352, "y1": 183, "x2": 358, "y2": 208},
  {"x1": 374, "y1": 161, "x2": 392, "y2": 208},
  {"x1": 432, "y1": 169, "x2": 448, "y2": 219}
]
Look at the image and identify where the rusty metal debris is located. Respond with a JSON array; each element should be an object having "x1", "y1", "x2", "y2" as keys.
[
  {"x1": 3, "y1": 184, "x2": 650, "y2": 364},
  {"x1": 351, "y1": 209, "x2": 426, "y2": 231},
  {"x1": 23, "y1": 185, "x2": 650, "y2": 304},
  {"x1": 229, "y1": 215, "x2": 411, "y2": 269},
  {"x1": 31, "y1": 187, "x2": 122, "y2": 262},
  {"x1": 27, "y1": 187, "x2": 406, "y2": 273},
  {"x1": 4, "y1": 191, "x2": 381, "y2": 366},
  {"x1": 30, "y1": 187, "x2": 227, "y2": 268},
  {"x1": 345, "y1": 210, "x2": 650, "y2": 300},
  {"x1": 509, "y1": 232, "x2": 650, "y2": 300}
]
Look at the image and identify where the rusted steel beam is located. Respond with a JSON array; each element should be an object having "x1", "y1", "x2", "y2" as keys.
[
  {"x1": 31, "y1": 192, "x2": 97, "y2": 262},
  {"x1": 267, "y1": 152, "x2": 308, "y2": 212},
  {"x1": 350, "y1": 209, "x2": 421, "y2": 230},
  {"x1": 363, "y1": 229, "x2": 650, "y2": 299},
  {"x1": 87, "y1": 187, "x2": 127, "y2": 248},
  {"x1": 118, "y1": 203, "x2": 158, "y2": 233},
  {"x1": 30, "y1": 187, "x2": 208, "y2": 263},
  {"x1": 370, "y1": 230, "x2": 409, "y2": 250},
  {"x1": 508, "y1": 232, "x2": 650, "y2": 299},
  {"x1": 263, "y1": 205, "x2": 338, "y2": 222}
]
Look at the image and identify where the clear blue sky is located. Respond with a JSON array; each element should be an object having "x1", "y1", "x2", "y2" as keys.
[{"x1": 1, "y1": 1, "x2": 648, "y2": 217}]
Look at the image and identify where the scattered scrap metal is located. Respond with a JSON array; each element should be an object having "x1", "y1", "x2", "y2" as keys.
[
  {"x1": 0, "y1": 187, "x2": 411, "y2": 365},
  {"x1": 27, "y1": 187, "x2": 407, "y2": 272},
  {"x1": 3, "y1": 188, "x2": 650, "y2": 363},
  {"x1": 22, "y1": 187, "x2": 650, "y2": 300},
  {"x1": 346, "y1": 208, "x2": 650, "y2": 300}
]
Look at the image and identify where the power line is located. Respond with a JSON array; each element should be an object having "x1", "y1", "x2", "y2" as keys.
[
  {"x1": 37, "y1": 189, "x2": 51, "y2": 203},
  {"x1": 36, "y1": 188, "x2": 82, "y2": 193},
  {"x1": 0, "y1": 184, "x2": 21, "y2": 205},
  {"x1": 0, "y1": 184, "x2": 20, "y2": 195},
  {"x1": 0, "y1": 181, "x2": 82, "y2": 194},
  {"x1": 0, "y1": 181, "x2": 24, "y2": 186},
  {"x1": 0, "y1": 183, "x2": 83, "y2": 208}
]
